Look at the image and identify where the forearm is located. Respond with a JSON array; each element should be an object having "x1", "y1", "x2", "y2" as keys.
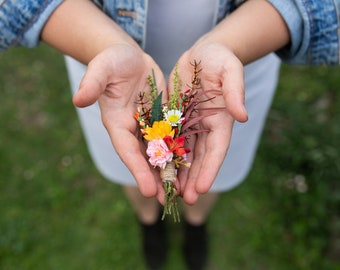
[
  {"x1": 200, "y1": 0, "x2": 290, "y2": 65},
  {"x1": 41, "y1": 0, "x2": 141, "y2": 64}
]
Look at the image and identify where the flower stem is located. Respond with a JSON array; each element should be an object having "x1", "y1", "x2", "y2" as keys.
[
  {"x1": 160, "y1": 162, "x2": 180, "y2": 222},
  {"x1": 162, "y1": 181, "x2": 180, "y2": 222}
]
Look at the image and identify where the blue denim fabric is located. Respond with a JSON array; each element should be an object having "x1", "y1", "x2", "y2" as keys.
[
  {"x1": 92, "y1": 0, "x2": 231, "y2": 47},
  {"x1": 1, "y1": 0, "x2": 339, "y2": 65},
  {"x1": 0, "y1": 0, "x2": 63, "y2": 51},
  {"x1": 269, "y1": 0, "x2": 340, "y2": 65},
  {"x1": 93, "y1": 0, "x2": 147, "y2": 46}
]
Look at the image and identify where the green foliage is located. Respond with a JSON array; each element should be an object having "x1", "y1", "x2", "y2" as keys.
[
  {"x1": 150, "y1": 91, "x2": 163, "y2": 124},
  {"x1": 0, "y1": 46, "x2": 340, "y2": 270},
  {"x1": 169, "y1": 63, "x2": 182, "y2": 110},
  {"x1": 147, "y1": 69, "x2": 159, "y2": 104},
  {"x1": 147, "y1": 69, "x2": 163, "y2": 124}
]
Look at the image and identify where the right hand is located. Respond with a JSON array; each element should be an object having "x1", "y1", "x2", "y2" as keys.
[{"x1": 73, "y1": 43, "x2": 168, "y2": 203}]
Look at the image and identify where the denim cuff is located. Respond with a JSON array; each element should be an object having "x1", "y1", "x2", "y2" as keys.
[
  {"x1": 0, "y1": 0, "x2": 63, "y2": 50},
  {"x1": 268, "y1": 0, "x2": 340, "y2": 65},
  {"x1": 267, "y1": 0, "x2": 303, "y2": 63}
]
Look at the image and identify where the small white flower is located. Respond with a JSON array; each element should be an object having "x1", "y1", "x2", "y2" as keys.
[
  {"x1": 162, "y1": 106, "x2": 168, "y2": 113},
  {"x1": 164, "y1": 109, "x2": 183, "y2": 126}
]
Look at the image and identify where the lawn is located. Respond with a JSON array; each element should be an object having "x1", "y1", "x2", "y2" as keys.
[{"x1": 1, "y1": 44, "x2": 340, "y2": 270}]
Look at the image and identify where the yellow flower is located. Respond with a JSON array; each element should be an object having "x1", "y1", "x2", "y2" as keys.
[{"x1": 144, "y1": 120, "x2": 175, "y2": 141}]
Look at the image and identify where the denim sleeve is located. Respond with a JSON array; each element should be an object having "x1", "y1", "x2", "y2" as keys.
[
  {"x1": 268, "y1": 0, "x2": 340, "y2": 65},
  {"x1": 0, "y1": 0, "x2": 63, "y2": 51}
]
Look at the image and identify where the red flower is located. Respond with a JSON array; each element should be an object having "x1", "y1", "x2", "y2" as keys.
[{"x1": 163, "y1": 136, "x2": 190, "y2": 157}]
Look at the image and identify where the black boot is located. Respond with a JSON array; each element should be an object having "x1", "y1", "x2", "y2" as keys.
[
  {"x1": 183, "y1": 221, "x2": 208, "y2": 270},
  {"x1": 140, "y1": 216, "x2": 167, "y2": 270}
]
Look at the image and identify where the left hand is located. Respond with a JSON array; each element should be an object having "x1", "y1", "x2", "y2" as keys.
[{"x1": 169, "y1": 40, "x2": 248, "y2": 204}]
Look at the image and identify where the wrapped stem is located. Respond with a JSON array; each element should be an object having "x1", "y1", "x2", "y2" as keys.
[{"x1": 160, "y1": 162, "x2": 180, "y2": 222}]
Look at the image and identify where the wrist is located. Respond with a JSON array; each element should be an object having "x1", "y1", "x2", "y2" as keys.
[
  {"x1": 200, "y1": 0, "x2": 289, "y2": 65},
  {"x1": 41, "y1": 0, "x2": 141, "y2": 64}
]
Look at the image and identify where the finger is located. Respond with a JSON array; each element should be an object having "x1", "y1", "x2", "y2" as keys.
[
  {"x1": 195, "y1": 121, "x2": 232, "y2": 194},
  {"x1": 221, "y1": 62, "x2": 248, "y2": 123},
  {"x1": 183, "y1": 177, "x2": 200, "y2": 205},
  {"x1": 177, "y1": 158, "x2": 191, "y2": 196},
  {"x1": 182, "y1": 132, "x2": 207, "y2": 205},
  {"x1": 109, "y1": 129, "x2": 159, "y2": 198},
  {"x1": 156, "y1": 178, "x2": 166, "y2": 205}
]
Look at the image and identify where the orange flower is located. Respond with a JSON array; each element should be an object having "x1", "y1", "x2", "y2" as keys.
[{"x1": 134, "y1": 112, "x2": 140, "y2": 120}]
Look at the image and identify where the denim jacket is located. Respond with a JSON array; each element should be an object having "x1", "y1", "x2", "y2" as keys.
[
  {"x1": 0, "y1": 0, "x2": 339, "y2": 65},
  {"x1": 269, "y1": 0, "x2": 340, "y2": 65}
]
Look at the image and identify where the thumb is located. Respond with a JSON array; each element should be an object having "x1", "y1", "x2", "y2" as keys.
[
  {"x1": 222, "y1": 64, "x2": 248, "y2": 123},
  {"x1": 72, "y1": 61, "x2": 108, "y2": 108}
]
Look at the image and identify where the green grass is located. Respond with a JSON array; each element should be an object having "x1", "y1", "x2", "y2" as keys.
[{"x1": 1, "y1": 45, "x2": 340, "y2": 270}]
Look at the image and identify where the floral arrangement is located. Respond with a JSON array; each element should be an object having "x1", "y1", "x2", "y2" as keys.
[{"x1": 134, "y1": 61, "x2": 217, "y2": 222}]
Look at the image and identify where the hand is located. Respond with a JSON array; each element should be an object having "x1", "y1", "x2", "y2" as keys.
[
  {"x1": 73, "y1": 44, "x2": 167, "y2": 202},
  {"x1": 170, "y1": 40, "x2": 248, "y2": 204}
]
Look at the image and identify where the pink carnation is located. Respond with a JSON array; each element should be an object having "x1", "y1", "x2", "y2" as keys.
[{"x1": 146, "y1": 139, "x2": 173, "y2": 169}]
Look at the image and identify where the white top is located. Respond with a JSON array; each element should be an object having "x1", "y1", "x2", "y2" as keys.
[{"x1": 145, "y1": 0, "x2": 217, "y2": 75}]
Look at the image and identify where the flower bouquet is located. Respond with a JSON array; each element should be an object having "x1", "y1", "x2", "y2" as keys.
[{"x1": 134, "y1": 61, "x2": 218, "y2": 222}]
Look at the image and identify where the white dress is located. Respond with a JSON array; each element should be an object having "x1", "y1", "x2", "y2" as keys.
[{"x1": 64, "y1": 0, "x2": 281, "y2": 192}]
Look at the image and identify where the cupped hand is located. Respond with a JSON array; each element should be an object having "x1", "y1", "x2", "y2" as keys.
[
  {"x1": 169, "y1": 40, "x2": 248, "y2": 204},
  {"x1": 72, "y1": 43, "x2": 167, "y2": 203}
]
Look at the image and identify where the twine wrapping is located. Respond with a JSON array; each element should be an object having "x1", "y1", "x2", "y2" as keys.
[
  {"x1": 160, "y1": 161, "x2": 180, "y2": 222},
  {"x1": 160, "y1": 161, "x2": 176, "y2": 183}
]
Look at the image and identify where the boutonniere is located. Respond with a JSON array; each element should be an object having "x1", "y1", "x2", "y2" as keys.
[{"x1": 135, "y1": 61, "x2": 218, "y2": 222}]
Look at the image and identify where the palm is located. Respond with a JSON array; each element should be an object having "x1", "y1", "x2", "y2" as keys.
[
  {"x1": 171, "y1": 43, "x2": 248, "y2": 204},
  {"x1": 73, "y1": 44, "x2": 167, "y2": 201}
]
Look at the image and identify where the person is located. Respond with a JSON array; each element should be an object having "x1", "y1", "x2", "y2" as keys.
[{"x1": 1, "y1": 0, "x2": 339, "y2": 269}]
